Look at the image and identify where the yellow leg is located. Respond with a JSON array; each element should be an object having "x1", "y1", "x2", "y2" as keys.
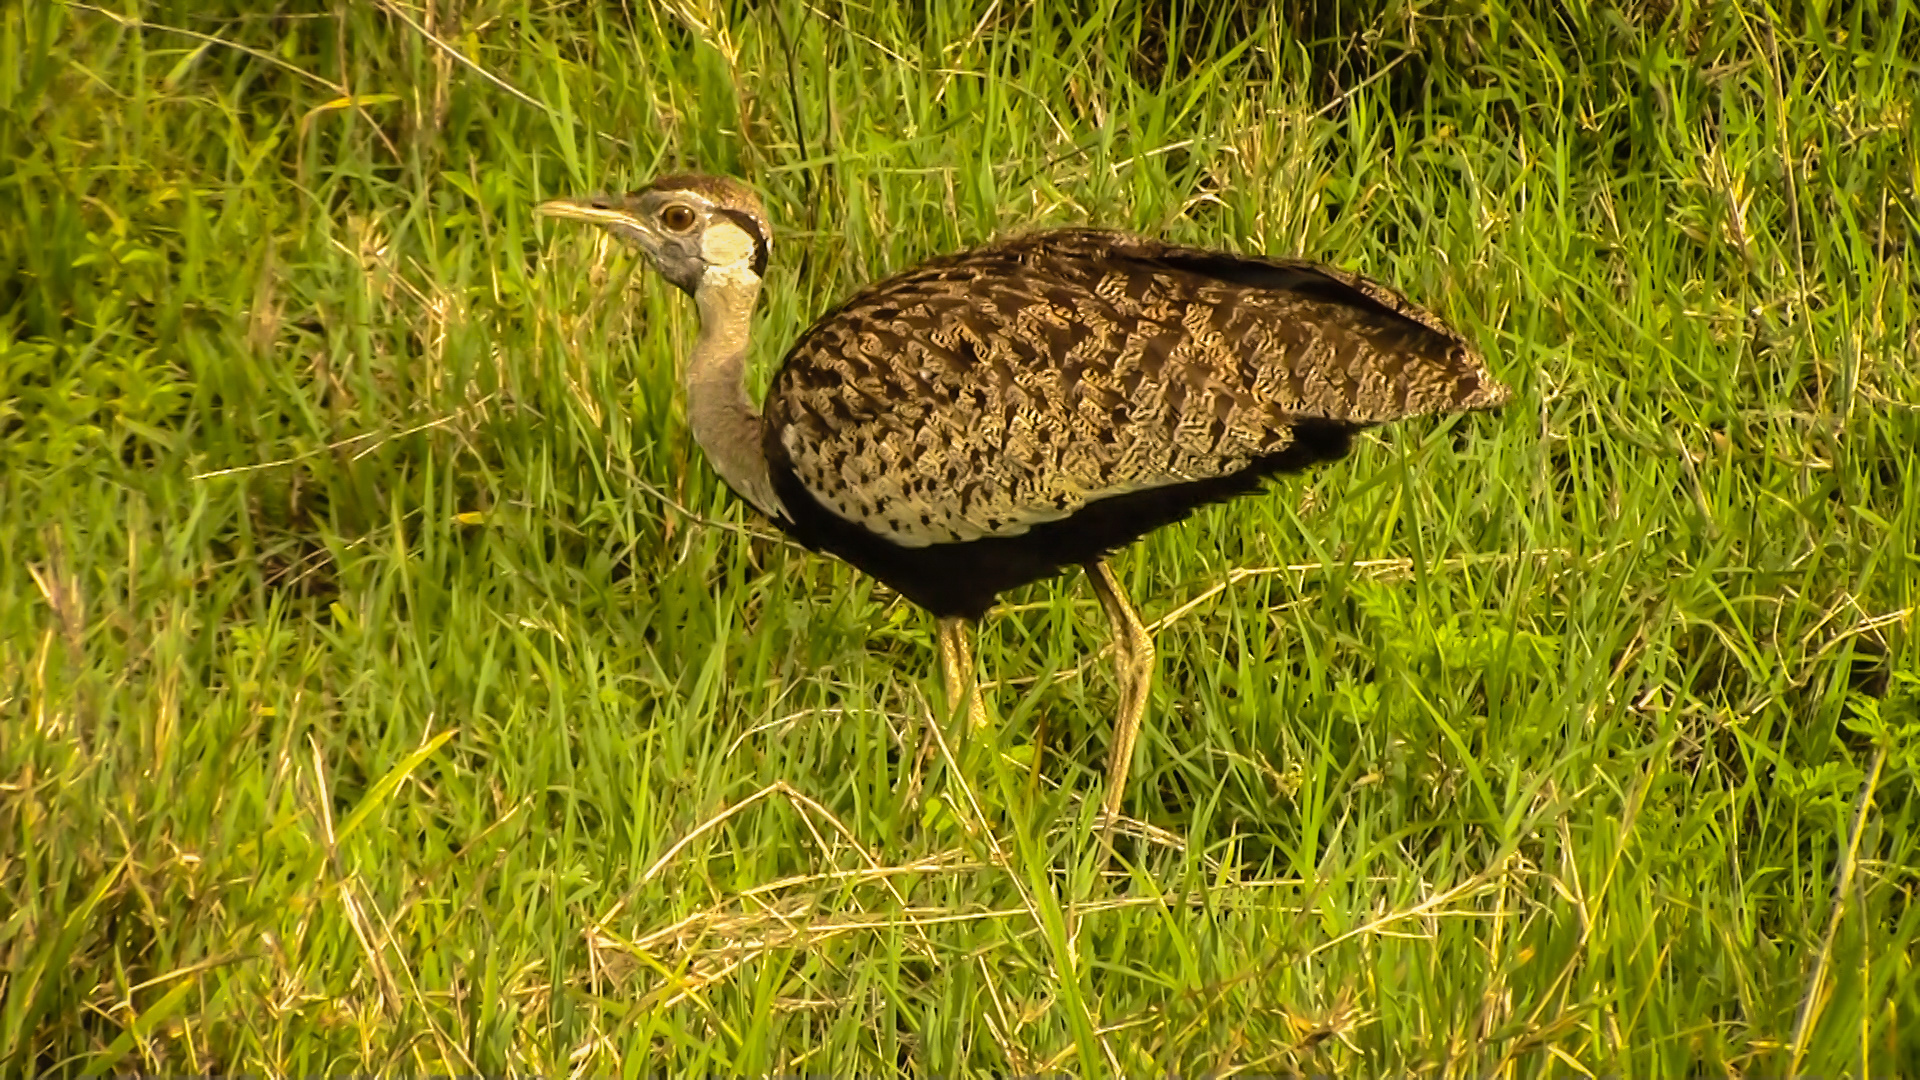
[
  {"x1": 1086, "y1": 559, "x2": 1155, "y2": 822},
  {"x1": 936, "y1": 616, "x2": 988, "y2": 731}
]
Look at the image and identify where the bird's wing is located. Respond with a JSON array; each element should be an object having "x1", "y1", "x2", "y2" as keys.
[{"x1": 765, "y1": 229, "x2": 1504, "y2": 548}]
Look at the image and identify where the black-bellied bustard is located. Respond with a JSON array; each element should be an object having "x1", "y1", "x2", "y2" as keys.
[{"x1": 538, "y1": 175, "x2": 1508, "y2": 821}]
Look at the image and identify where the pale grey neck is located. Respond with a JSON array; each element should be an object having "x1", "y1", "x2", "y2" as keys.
[{"x1": 684, "y1": 268, "x2": 786, "y2": 521}]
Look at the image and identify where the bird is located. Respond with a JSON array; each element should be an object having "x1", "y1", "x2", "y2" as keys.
[{"x1": 536, "y1": 174, "x2": 1508, "y2": 822}]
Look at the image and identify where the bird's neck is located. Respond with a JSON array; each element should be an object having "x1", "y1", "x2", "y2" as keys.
[{"x1": 685, "y1": 265, "x2": 786, "y2": 521}]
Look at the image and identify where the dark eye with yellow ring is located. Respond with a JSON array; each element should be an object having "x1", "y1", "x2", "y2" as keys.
[{"x1": 660, "y1": 205, "x2": 697, "y2": 232}]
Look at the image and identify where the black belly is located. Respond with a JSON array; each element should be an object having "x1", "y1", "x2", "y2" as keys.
[{"x1": 765, "y1": 419, "x2": 1361, "y2": 620}]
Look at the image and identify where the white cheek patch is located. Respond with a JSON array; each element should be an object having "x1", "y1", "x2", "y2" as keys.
[
  {"x1": 704, "y1": 261, "x2": 760, "y2": 291},
  {"x1": 700, "y1": 219, "x2": 758, "y2": 268}
]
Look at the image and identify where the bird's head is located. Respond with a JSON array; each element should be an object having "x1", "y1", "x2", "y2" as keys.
[{"x1": 536, "y1": 174, "x2": 771, "y2": 295}]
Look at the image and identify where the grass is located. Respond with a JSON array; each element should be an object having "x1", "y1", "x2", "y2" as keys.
[{"x1": 3, "y1": 0, "x2": 1917, "y2": 1072}]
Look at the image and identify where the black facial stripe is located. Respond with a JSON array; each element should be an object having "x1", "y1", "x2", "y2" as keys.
[{"x1": 715, "y1": 208, "x2": 770, "y2": 277}]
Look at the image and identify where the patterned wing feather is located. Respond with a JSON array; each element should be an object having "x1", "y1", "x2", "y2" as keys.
[{"x1": 764, "y1": 229, "x2": 1506, "y2": 548}]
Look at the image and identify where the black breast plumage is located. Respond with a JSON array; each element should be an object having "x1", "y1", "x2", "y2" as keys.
[{"x1": 758, "y1": 228, "x2": 1506, "y2": 620}]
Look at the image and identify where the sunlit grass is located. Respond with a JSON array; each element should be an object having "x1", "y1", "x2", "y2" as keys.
[{"x1": 3, "y1": 0, "x2": 1916, "y2": 1073}]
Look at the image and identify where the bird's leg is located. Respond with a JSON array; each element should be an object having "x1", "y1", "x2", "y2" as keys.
[
  {"x1": 936, "y1": 616, "x2": 988, "y2": 731},
  {"x1": 1086, "y1": 559, "x2": 1156, "y2": 822}
]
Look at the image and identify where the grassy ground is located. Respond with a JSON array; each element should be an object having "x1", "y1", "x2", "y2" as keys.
[{"x1": 4, "y1": 0, "x2": 1918, "y2": 1073}]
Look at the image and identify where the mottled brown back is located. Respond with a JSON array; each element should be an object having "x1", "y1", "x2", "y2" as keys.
[{"x1": 764, "y1": 229, "x2": 1506, "y2": 549}]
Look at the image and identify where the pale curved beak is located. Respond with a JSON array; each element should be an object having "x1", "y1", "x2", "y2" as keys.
[{"x1": 534, "y1": 197, "x2": 643, "y2": 230}]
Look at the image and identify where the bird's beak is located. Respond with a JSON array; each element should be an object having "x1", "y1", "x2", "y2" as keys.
[{"x1": 534, "y1": 197, "x2": 646, "y2": 233}]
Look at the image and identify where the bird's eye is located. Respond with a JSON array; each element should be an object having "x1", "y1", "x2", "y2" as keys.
[{"x1": 660, "y1": 205, "x2": 697, "y2": 232}]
